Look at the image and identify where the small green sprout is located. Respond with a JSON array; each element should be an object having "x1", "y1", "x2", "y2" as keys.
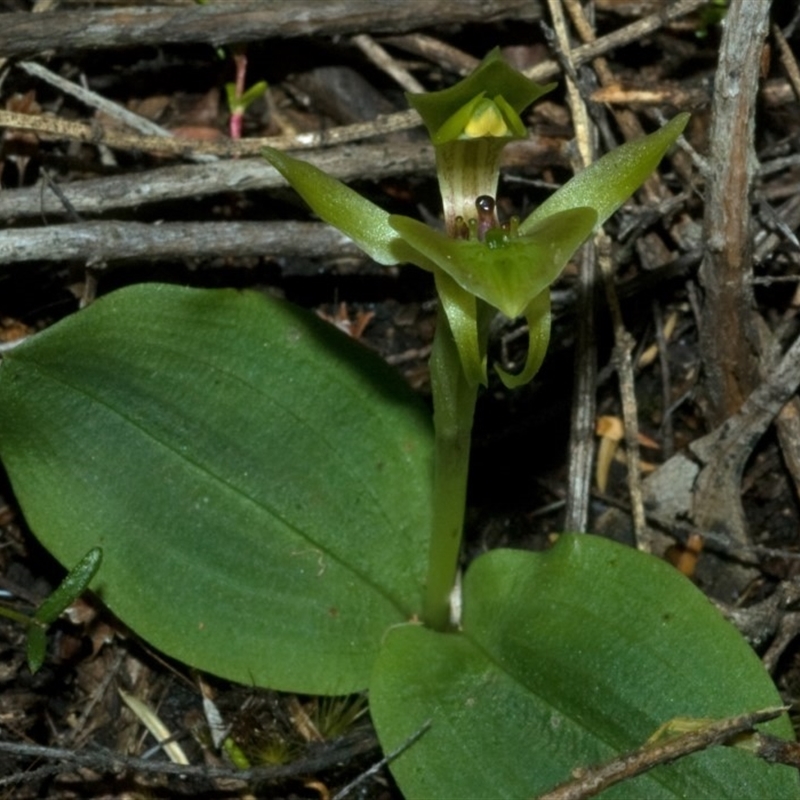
[
  {"x1": 226, "y1": 79, "x2": 268, "y2": 140},
  {"x1": 0, "y1": 546, "x2": 102, "y2": 673}
]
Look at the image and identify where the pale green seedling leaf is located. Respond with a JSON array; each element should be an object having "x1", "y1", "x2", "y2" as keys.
[
  {"x1": 226, "y1": 80, "x2": 268, "y2": 114},
  {"x1": 0, "y1": 284, "x2": 432, "y2": 694},
  {"x1": 371, "y1": 535, "x2": 799, "y2": 799},
  {"x1": 33, "y1": 546, "x2": 102, "y2": 627},
  {"x1": 520, "y1": 113, "x2": 690, "y2": 234},
  {"x1": 262, "y1": 146, "x2": 429, "y2": 269}
]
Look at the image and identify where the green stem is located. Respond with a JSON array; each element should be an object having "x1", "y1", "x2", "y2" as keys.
[
  {"x1": 0, "y1": 605, "x2": 33, "y2": 627},
  {"x1": 423, "y1": 303, "x2": 479, "y2": 631}
]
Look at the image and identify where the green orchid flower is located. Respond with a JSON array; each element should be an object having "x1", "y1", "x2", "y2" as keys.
[{"x1": 262, "y1": 49, "x2": 688, "y2": 389}]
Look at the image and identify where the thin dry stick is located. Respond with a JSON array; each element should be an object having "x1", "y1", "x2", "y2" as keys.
[
  {"x1": 772, "y1": 24, "x2": 800, "y2": 104},
  {"x1": 352, "y1": 33, "x2": 425, "y2": 94},
  {"x1": 554, "y1": 0, "x2": 660, "y2": 549},
  {"x1": 0, "y1": 107, "x2": 423, "y2": 158},
  {"x1": 687, "y1": 0, "x2": 772, "y2": 585},
  {"x1": 0, "y1": 731, "x2": 377, "y2": 788},
  {"x1": 331, "y1": 720, "x2": 431, "y2": 800},
  {"x1": 17, "y1": 61, "x2": 175, "y2": 140},
  {"x1": 526, "y1": 0, "x2": 710, "y2": 83},
  {"x1": 380, "y1": 33, "x2": 481, "y2": 76},
  {"x1": 0, "y1": 0, "x2": 55, "y2": 71},
  {"x1": 565, "y1": 245, "x2": 599, "y2": 532},
  {"x1": 697, "y1": 0, "x2": 771, "y2": 427},
  {"x1": 0, "y1": 221, "x2": 363, "y2": 266},
  {"x1": 560, "y1": 0, "x2": 666, "y2": 203},
  {"x1": 536, "y1": 706, "x2": 787, "y2": 800},
  {"x1": 546, "y1": 0, "x2": 597, "y2": 533},
  {"x1": 0, "y1": 0, "x2": 543, "y2": 56},
  {"x1": 545, "y1": 0, "x2": 593, "y2": 167},
  {"x1": 689, "y1": 325, "x2": 800, "y2": 533},
  {"x1": 598, "y1": 231, "x2": 649, "y2": 551}
]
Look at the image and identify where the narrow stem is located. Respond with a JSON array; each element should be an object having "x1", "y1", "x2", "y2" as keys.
[
  {"x1": 230, "y1": 49, "x2": 248, "y2": 140},
  {"x1": 0, "y1": 605, "x2": 32, "y2": 627},
  {"x1": 422, "y1": 304, "x2": 479, "y2": 632}
]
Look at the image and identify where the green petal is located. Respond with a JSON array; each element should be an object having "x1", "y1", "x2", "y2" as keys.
[
  {"x1": 433, "y1": 94, "x2": 528, "y2": 146},
  {"x1": 490, "y1": 95, "x2": 528, "y2": 139},
  {"x1": 433, "y1": 268, "x2": 487, "y2": 387},
  {"x1": 495, "y1": 290, "x2": 551, "y2": 388},
  {"x1": 433, "y1": 93, "x2": 488, "y2": 145},
  {"x1": 408, "y1": 48, "x2": 555, "y2": 143},
  {"x1": 520, "y1": 113, "x2": 690, "y2": 234},
  {"x1": 389, "y1": 209, "x2": 596, "y2": 320},
  {"x1": 262, "y1": 147, "x2": 429, "y2": 268}
]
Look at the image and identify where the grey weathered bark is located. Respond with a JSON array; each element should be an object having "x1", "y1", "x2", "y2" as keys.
[
  {"x1": 0, "y1": 221, "x2": 362, "y2": 266},
  {"x1": 697, "y1": 0, "x2": 772, "y2": 426},
  {"x1": 0, "y1": 143, "x2": 436, "y2": 221},
  {"x1": 0, "y1": 1, "x2": 542, "y2": 56}
]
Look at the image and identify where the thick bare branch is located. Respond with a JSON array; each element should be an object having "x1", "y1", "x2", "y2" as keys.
[
  {"x1": 0, "y1": 1, "x2": 542, "y2": 57},
  {"x1": 697, "y1": 0, "x2": 772, "y2": 425},
  {"x1": 0, "y1": 221, "x2": 361, "y2": 266},
  {"x1": 0, "y1": 143, "x2": 435, "y2": 221}
]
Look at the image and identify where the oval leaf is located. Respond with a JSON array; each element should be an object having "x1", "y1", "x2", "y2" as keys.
[
  {"x1": 371, "y1": 535, "x2": 798, "y2": 799},
  {"x1": 0, "y1": 284, "x2": 432, "y2": 694}
]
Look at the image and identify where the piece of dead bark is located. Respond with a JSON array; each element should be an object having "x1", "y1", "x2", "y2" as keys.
[{"x1": 697, "y1": 0, "x2": 772, "y2": 426}]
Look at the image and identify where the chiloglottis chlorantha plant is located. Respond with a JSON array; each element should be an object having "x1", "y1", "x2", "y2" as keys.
[{"x1": 264, "y1": 50, "x2": 689, "y2": 632}]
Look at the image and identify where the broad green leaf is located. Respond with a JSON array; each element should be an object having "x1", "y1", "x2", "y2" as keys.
[
  {"x1": 0, "y1": 284, "x2": 432, "y2": 694},
  {"x1": 371, "y1": 535, "x2": 798, "y2": 799},
  {"x1": 520, "y1": 113, "x2": 690, "y2": 234},
  {"x1": 262, "y1": 146, "x2": 428, "y2": 269},
  {"x1": 390, "y1": 208, "x2": 596, "y2": 319}
]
